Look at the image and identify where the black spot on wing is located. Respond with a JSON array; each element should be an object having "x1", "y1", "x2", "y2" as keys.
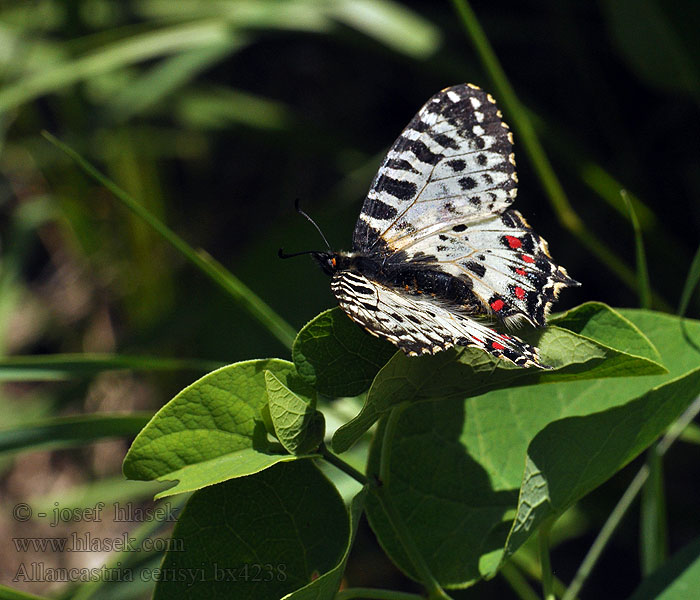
[
  {"x1": 409, "y1": 140, "x2": 443, "y2": 165},
  {"x1": 385, "y1": 158, "x2": 419, "y2": 173},
  {"x1": 366, "y1": 199, "x2": 398, "y2": 220},
  {"x1": 430, "y1": 132, "x2": 459, "y2": 150},
  {"x1": 447, "y1": 159, "x2": 466, "y2": 172},
  {"x1": 374, "y1": 175, "x2": 417, "y2": 202},
  {"x1": 466, "y1": 261, "x2": 486, "y2": 278},
  {"x1": 459, "y1": 176, "x2": 477, "y2": 190}
]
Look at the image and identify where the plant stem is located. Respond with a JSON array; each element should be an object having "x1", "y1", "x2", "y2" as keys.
[
  {"x1": 538, "y1": 519, "x2": 556, "y2": 600},
  {"x1": 622, "y1": 190, "x2": 652, "y2": 309},
  {"x1": 319, "y1": 443, "x2": 368, "y2": 485},
  {"x1": 562, "y1": 394, "x2": 700, "y2": 600},
  {"x1": 499, "y1": 561, "x2": 540, "y2": 600},
  {"x1": 677, "y1": 242, "x2": 700, "y2": 317},
  {"x1": 336, "y1": 588, "x2": 424, "y2": 600},
  {"x1": 640, "y1": 446, "x2": 668, "y2": 575},
  {"x1": 42, "y1": 131, "x2": 297, "y2": 351},
  {"x1": 448, "y1": 0, "x2": 652, "y2": 303},
  {"x1": 374, "y1": 406, "x2": 452, "y2": 600}
]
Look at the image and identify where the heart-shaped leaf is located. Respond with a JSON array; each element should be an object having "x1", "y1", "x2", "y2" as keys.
[{"x1": 123, "y1": 359, "x2": 316, "y2": 498}]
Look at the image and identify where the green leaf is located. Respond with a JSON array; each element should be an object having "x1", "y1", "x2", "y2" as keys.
[
  {"x1": 503, "y1": 366, "x2": 700, "y2": 563},
  {"x1": 153, "y1": 461, "x2": 349, "y2": 600},
  {"x1": 265, "y1": 370, "x2": 325, "y2": 455},
  {"x1": 293, "y1": 308, "x2": 396, "y2": 397},
  {"x1": 282, "y1": 488, "x2": 367, "y2": 600},
  {"x1": 123, "y1": 359, "x2": 317, "y2": 498},
  {"x1": 629, "y1": 537, "x2": 700, "y2": 600},
  {"x1": 551, "y1": 302, "x2": 661, "y2": 362},
  {"x1": 363, "y1": 310, "x2": 700, "y2": 587},
  {"x1": 333, "y1": 303, "x2": 665, "y2": 453}
]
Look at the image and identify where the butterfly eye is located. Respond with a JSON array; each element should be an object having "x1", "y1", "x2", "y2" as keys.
[{"x1": 331, "y1": 257, "x2": 337, "y2": 268}]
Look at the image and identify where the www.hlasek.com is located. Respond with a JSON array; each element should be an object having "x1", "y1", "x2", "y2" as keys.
[{"x1": 13, "y1": 532, "x2": 182, "y2": 554}]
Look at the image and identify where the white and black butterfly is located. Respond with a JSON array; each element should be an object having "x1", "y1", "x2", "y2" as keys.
[{"x1": 281, "y1": 84, "x2": 579, "y2": 369}]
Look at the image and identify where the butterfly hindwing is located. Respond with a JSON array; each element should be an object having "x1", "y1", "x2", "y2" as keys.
[
  {"x1": 398, "y1": 209, "x2": 578, "y2": 327},
  {"x1": 331, "y1": 271, "x2": 545, "y2": 368}
]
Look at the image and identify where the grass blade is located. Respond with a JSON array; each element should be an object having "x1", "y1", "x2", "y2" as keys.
[
  {"x1": 41, "y1": 131, "x2": 297, "y2": 350},
  {"x1": 0, "y1": 413, "x2": 153, "y2": 454},
  {"x1": 622, "y1": 190, "x2": 651, "y2": 309},
  {"x1": 0, "y1": 584, "x2": 49, "y2": 600},
  {"x1": 449, "y1": 0, "x2": 643, "y2": 297},
  {"x1": 0, "y1": 353, "x2": 225, "y2": 381},
  {"x1": 0, "y1": 21, "x2": 236, "y2": 114},
  {"x1": 677, "y1": 242, "x2": 700, "y2": 317},
  {"x1": 640, "y1": 447, "x2": 668, "y2": 575}
]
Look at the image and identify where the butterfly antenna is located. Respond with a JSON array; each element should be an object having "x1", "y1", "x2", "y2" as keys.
[
  {"x1": 294, "y1": 199, "x2": 332, "y2": 251},
  {"x1": 278, "y1": 248, "x2": 322, "y2": 259}
]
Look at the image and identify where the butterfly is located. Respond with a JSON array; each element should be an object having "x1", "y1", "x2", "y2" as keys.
[{"x1": 281, "y1": 84, "x2": 579, "y2": 369}]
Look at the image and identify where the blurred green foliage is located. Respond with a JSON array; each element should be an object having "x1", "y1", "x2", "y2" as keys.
[{"x1": 1, "y1": 0, "x2": 699, "y2": 598}]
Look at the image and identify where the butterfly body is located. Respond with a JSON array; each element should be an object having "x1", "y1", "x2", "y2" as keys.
[{"x1": 309, "y1": 84, "x2": 579, "y2": 368}]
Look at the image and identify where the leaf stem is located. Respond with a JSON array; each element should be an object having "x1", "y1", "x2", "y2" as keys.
[
  {"x1": 319, "y1": 443, "x2": 368, "y2": 485},
  {"x1": 374, "y1": 406, "x2": 452, "y2": 600},
  {"x1": 41, "y1": 131, "x2": 297, "y2": 351}
]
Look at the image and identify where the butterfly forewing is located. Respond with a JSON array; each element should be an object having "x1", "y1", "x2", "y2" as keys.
[{"x1": 353, "y1": 84, "x2": 517, "y2": 254}]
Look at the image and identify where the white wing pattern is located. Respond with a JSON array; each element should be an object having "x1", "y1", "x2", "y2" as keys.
[
  {"x1": 331, "y1": 271, "x2": 541, "y2": 367},
  {"x1": 328, "y1": 84, "x2": 579, "y2": 369}
]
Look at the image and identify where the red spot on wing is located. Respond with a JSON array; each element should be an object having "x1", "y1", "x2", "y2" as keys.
[
  {"x1": 515, "y1": 268, "x2": 527, "y2": 276},
  {"x1": 491, "y1": 299, "x2": 505, "y2": 311},
  {"x1": 492, "y1": 341, "x2": 505, "y2": 350},
  {"x1": 514, "y1": 286, "x2": 525, "y2": 299},
  {"x1": 472, "y1": 336, "x2": 484, "y2": 344},
  {"x1": 505, "y1": 235, "x2": 522, "y2": 249},
  {"x1": 521, "y1": 254, "x2": 535, "y2": 264}
]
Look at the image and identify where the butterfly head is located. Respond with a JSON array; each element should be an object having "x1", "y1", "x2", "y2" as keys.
[{"x1": 311, "y1": 251, "x2": 339, "y2": 276}]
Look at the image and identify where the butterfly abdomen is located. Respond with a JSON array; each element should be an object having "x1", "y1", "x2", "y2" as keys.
[{"x1": 337, "y1": 252, "x2": 482, "y2": 314}]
